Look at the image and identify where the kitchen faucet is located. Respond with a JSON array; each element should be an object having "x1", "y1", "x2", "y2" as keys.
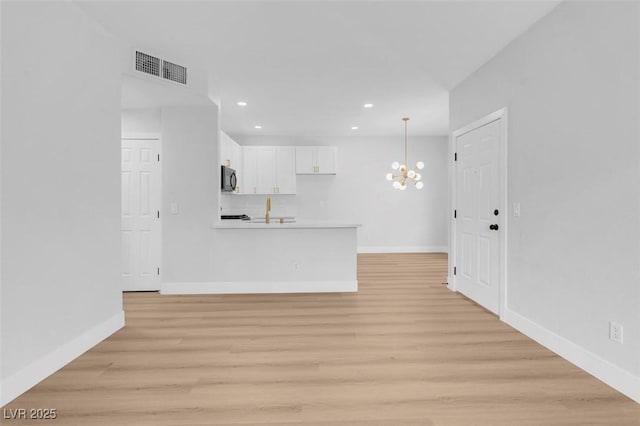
[{"x1": 265, "y1": 195, "x2": 271, "y2": 224}]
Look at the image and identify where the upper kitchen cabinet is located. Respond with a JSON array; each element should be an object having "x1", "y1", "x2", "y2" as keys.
[
  {"x1": 275, "y1": 146, "x2": 296, "y2": 194},
  {"x1": 242, "y1": 146, "x2": 258, "y2": 195},
  {"x1": 256, "y1": 147, "x2": 277, "y2": 194},
  {"x1": 220, "y1": 131, "x2": 241, "y2": 169},
  {"x1": 295, "y1": 146, "x2": 337, "y2": 174},
  {"x1": 240, "y1": 146, "x2": 296, "y2": 195}
]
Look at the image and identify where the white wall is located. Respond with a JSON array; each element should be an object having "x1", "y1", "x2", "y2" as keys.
[
  {"x1": 1, "y1": 1, "x2": 124, "y2": 404},
  {"x1": 161, "y1": 106, "x2": 219, "y2": 282},
  {"x1": 450, "y1": 1, "x2": 639, "y2": 400},
  {"x1": 222, "y1": 135, "x2": 449, "y2": 252},
  {"x1": 121, "y1": 108, "x2": 161, "y2": 134}
]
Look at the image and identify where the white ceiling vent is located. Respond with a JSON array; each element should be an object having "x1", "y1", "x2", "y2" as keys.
[
  {"x1": 135, "y1": 51, "x2": 160, "y2": 77},
  {"x1": 162, "y1": 60, "x2": 187, "y2": 85},
  {"x1": 134, "y1": 50, "x2": 188, "y2": 85}
]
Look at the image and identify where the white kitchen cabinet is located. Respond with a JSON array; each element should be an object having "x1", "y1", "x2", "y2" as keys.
[
  {"x1": 295, "y1": 146, "x2": 337, "y2": 174},
  {"x1": 220, "y1": 131, "x2": 241, "y2": 169},
  {"x1": 220, "y1": 131, "x2": 243, "y2": 193},
  {"x1": 275, "y1": 146, "x2": 296, "y2": 194},
  {"x1": 220, "y1": 131, "x2": 230, "y2": 166},
  {"x1": 242, "y1": 146, "x2": 258, "y2": 194},
  {"x1": 257, "y1": 147, "x2": 277, "y2": 194},
  {"x1": 240, "y1": 146, "x2": 296, "y2": 195},
  {"x1": 295, "y1": 147, "x2": 315, "y2": 174},
  {"x1": 316, "y1": 146, "x2": 337, "y2": 174},
  {"x1": 231, "y1": 141, "x2": 241, "y2": 170}
]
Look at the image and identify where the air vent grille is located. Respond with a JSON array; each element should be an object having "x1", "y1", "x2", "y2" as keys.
[
  {"x1": 135, "y1": 51, "x2": 160, "y2": 77},
  {"x1": 162, "y1": 60, "x2": 187, "y2": 85}
]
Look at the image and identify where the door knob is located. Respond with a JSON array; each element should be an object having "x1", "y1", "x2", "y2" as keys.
[{"x1": 489, "y1": 224, "x2": 499, "y2": 231}]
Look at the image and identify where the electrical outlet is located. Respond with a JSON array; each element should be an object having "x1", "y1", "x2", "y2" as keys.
[{"x1": 609, "y1": 321, "x2": 623, "y2": 344}]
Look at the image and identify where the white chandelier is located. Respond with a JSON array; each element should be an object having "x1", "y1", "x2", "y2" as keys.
[{"x1": 386, "y1": 117, "x2": 424, "y2": 190}]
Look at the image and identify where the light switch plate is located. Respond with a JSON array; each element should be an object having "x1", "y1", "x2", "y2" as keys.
[
  {"x1": 171, "y1": 202, "x2": 179, "y2": 215},
  {"x1": 512, "y1": 202, "x2": 521, "y2": 217}
]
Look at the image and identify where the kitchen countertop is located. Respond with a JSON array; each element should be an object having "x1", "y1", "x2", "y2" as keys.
[{"x1": 212, "y1": 220, "x2": 361, "y2": 229}]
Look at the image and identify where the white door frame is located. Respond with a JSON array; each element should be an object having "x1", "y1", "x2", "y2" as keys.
[
  {"x1": 121, "y1": 132, "x2": 162, "y2": 290},
  {"x1": 449, "y1": 108, "x2": 508, "y2": 318}
]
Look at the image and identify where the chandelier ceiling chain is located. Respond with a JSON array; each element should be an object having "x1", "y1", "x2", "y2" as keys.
[{"x1": 386, "y1": 117, "x2": 424, "y2": 190}]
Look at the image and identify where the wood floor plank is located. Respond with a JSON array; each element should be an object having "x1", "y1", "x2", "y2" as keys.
[{"x1": 2, "y1": 253, "x2": 639, "y2": 425}]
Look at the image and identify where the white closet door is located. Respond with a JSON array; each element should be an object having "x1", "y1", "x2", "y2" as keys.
[{"x1": 121, "y1": 138, "x2": 161, "y2": 291}]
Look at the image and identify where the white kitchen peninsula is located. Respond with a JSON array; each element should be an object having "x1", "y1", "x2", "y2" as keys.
[{"x1": 160, "y1": 221, "x2": 360, "y2": 295}]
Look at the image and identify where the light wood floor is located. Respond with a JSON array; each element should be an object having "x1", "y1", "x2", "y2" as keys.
[{"x1": 3, "y1": 253, "x2": 639, "y2": 425}]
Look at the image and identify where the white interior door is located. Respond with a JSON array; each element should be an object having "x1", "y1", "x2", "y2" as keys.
[
  {"x1": 121, "y1": 138, "x2": 161, "y2": 291},
  {"x1": 455, "y1": 119, "x2": 501, "y2": 314}
]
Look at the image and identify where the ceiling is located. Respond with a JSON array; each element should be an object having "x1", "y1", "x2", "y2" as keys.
[{"x1": 78, "y1": 1, "x2": 560, "y2": 137}]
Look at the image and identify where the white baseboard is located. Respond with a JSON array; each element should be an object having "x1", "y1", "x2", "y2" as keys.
[
  {"x1": 0, "y1": 311, "x2": 125, "y2": 406},
  {"x1": 503, "y1": 308, "x2": 640, "y2": 403},
  {"x1": 161, "y1": 280, "x2": 358, "y2": 295},
  {"x1": 357, "y1": 246, "x2": 448, "y2": 253}
]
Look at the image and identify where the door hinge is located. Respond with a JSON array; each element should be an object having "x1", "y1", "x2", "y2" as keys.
[
  {"x1": 157, "y1": 267, "x2": 160, "y2": 276},
  {"x1": 454, "y1": 209, "x2": 457, "y2": 218},
  {"x1": 454, "y1": 266, "x2": 457, "y2": 276},
  {"x1": 454, "y1": 152, "x2": 457, "y2": 162},
  {"x1": 157, "y1": 210, "x2": 160, "y2": 219}
]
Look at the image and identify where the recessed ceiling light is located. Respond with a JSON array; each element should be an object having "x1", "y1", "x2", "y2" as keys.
[
  {"x1": 237, "y1": 101, "x2": 247, "y2": 106},
  {"x1": 351, "y1": 126, "x2": 359, "y2": 130},
  {"x1": 363, "y1": 103, "x2": 374, "y2": 108},
  {"x1": 254, "y1": 125, "x2": 262, "y2": 129}
]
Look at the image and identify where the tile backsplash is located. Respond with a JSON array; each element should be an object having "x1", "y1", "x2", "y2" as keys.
[{"x1": 221, "y1": 194, "x2": 297, "y2": 219}]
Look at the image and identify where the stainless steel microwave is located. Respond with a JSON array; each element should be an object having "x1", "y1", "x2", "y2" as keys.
[{"x1": 221, "y1": 165, "x2": 237, "y2": 192}]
